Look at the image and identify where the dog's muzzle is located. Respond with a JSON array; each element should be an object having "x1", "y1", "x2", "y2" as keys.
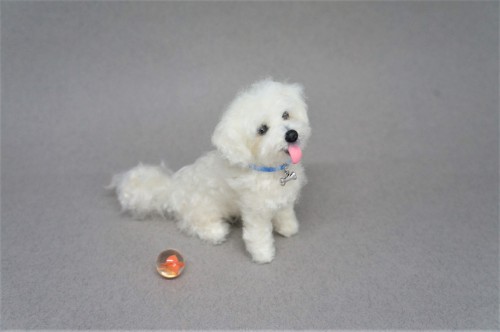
[{"x1": 285, "y1": 129, "x2": 298, "y2": 143}]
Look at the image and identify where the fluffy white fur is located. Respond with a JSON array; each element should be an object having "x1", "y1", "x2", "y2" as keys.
[{"x1": 110, "y1": 79, "x2": 311, "y2": 263}]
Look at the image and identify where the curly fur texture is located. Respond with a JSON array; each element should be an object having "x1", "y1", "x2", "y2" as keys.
[{"x1": 110, "y1": 79, "x2": 311, "y2": 263}]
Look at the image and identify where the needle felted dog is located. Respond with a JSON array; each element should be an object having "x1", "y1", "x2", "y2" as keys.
[{"x1": 110, "y1": 79, "x2": 311, "y2": 263}]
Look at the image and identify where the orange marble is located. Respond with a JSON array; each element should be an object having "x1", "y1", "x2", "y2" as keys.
[{"x1": 156, "y1": 249, "x2": 185, "y2": 279}]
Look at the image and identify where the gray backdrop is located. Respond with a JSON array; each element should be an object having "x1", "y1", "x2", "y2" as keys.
[{"x1": 1, "y1": 1, "x2": 498, "y2": 329}]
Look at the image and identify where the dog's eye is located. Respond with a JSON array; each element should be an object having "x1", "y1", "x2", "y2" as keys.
[
  {"x1": 257, "y1": 124, "x2": 269, "y2": 135},
  {"x1": 282, "y1": 111, "x2": 290, "y2": 120}
]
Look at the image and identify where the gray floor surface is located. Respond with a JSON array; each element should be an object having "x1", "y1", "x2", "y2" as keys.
[{"x1": 1, "y1": 1, "x2": 498, "y2": 330}]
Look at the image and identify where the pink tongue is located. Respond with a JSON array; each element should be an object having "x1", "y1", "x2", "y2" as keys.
[{"x1": 288, "y1": 144, "x2": 302, "y2": 164}]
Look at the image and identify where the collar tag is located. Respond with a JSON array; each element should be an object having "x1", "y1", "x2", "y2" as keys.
[
  {"x1": 248, "y1": 162, "x2": 297, "y2": 186},
  {"x1": 280, "y1": 167, "x2": 297, "y2": 186}
]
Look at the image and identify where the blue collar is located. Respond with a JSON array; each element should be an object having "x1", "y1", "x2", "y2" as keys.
[{"x1": 249, "y1": 163, "x2": 289, "y2": 173}]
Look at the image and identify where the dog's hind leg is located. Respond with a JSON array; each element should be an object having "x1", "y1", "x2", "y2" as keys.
[{"x1": 176, "y1": 213, "x2": 230, "y2": 245}]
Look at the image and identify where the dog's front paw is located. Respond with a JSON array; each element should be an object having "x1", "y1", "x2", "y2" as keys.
[
  {"x1": 274, "y1": 219, "x2": 299, "y2": 238},
  {"x1": 242, "y1": 224, "x2": 276, "y2": 263},
  {"x1": 250, "y1": 246, "x2": 275, "y2": 264},
  {"x1": 273, "y1": 208, "x2": 299, "y2": 238}
]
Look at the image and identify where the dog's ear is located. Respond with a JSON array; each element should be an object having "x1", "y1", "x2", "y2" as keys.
[{"x1": 212, "y1": 114, "x2": 253, "y2": 166}]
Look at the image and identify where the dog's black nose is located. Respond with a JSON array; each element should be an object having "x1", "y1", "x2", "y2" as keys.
[{"x1": 285, "y1": 129, "x2": 298, "y2": 143}]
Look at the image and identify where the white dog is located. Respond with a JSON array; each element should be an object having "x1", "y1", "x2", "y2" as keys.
[{"x1": 110, "y1": 79, "x2": 311, "y2": 263}]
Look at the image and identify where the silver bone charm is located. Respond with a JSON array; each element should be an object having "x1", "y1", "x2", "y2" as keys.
[{"x1": 280, "y1": 168, "x2": 297, "y2": 186}]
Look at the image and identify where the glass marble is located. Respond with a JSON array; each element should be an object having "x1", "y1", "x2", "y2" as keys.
[{"x1": 156, "y1": 249, "x2": 185, "y2": 279}]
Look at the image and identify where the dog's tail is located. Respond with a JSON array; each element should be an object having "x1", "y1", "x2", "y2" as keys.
[{"x1": 108, "y1": 162, "x2": 173, "y2": 219}]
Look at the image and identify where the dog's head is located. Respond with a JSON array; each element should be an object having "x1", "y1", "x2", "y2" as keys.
[{"x1": 212, "y1": 79, "x2": 311, "y2": 167}]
